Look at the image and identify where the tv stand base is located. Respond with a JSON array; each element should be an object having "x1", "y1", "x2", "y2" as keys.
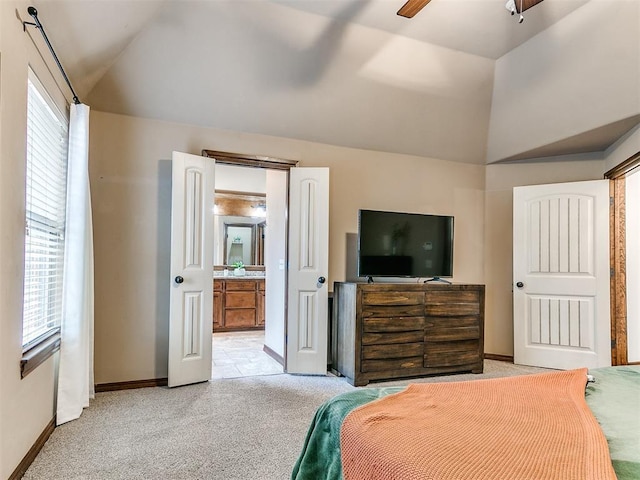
[{"x1": 424, "y1": 276, "x2": 451, "y2": 284}]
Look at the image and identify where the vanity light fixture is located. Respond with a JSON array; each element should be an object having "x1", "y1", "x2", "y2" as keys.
[{"x1": 252, "y1": 203, "x2": 267, "y2": 218}]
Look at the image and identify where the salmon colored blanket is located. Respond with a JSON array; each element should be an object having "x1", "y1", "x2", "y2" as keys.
[{"x1": 340, "y1": 369, "x2": 617, "y2": 480}]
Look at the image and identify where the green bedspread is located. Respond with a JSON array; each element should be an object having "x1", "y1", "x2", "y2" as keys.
[
  {"x1": 292, "y1": 366, "x2": 640, "y2": 480},
  {"x1": 586, "y1": 365, "x2": 640, "y2": 480},
  {"x1": 291, "y1": 387, "x2": 403, "y2": 480}
]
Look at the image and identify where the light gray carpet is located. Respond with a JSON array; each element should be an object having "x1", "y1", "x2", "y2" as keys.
[{"x1": 24, "y1": 361, "x2": 549, "y2": 480}]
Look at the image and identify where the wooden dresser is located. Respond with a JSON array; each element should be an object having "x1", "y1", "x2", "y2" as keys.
[
  {"x1": 333, "y1": 282, "x2": 484, "y2": 386},
  {"x1": 213, "y1": 278, "x2": 265, "y2": 332}
]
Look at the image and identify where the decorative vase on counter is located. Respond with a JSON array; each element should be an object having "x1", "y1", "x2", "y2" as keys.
[{"x1": 232, "y1": 261, "x2": 246, "y2": 276}]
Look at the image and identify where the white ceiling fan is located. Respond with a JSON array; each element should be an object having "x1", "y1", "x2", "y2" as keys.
[{"x1": 397, "y1": 0, "x2": 545, "y2": 19}]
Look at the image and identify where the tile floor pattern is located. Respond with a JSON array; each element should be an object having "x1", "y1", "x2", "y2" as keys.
[{"x1": 212, "y1": 330, "x2": 283, "y2": 379}]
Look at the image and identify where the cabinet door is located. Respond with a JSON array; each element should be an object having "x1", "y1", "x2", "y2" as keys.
[
  {"x1": 226, "y1": 291, "x2": 256, "y2": 308},
  {"x1": 226, "y1": 280, "x2": 257, "y2": 291},
  {"x1": 224, "y1": 284, "x2": 257, "y2": 329},
  {"x1": 213, "y1": 290, "x2": 224, "y2": 330},
  {"x1": 257, "y1": 281, "x2": 265, "y2": 326},
  {"x1": 225, "y1": 309, "x2": 257, "y2": 328}
]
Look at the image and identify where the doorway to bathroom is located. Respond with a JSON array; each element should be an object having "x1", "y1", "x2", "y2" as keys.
[
  {"x1": 168, "y1": 150, "x2": 329, "y2": 387},
  {"x1": 211, "y1": 331, "x2": 283, "y2": 379},
  {"x1": 211, "y1": 162, "x2": 287, "y2": 379}
]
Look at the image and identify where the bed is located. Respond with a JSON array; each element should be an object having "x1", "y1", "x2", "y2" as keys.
[{"x1": 291, "y1": 366, "x2": 640, "y2": 480}]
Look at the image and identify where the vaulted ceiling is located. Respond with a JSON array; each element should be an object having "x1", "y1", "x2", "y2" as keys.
[{"x1": 27, "y1": 0, "x2": 639, "y2": 164}]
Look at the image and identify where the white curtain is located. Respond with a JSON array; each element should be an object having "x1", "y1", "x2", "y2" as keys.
[{"x1": 57, "y1": 103, "x2": 94, "y2": 425}]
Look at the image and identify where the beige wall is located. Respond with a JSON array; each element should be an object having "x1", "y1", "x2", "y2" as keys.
[
  {"x1": 484, "y1": 122, "x2": 640, "y2": 357},
  {"x1": 89, "y1": 110, "x2": 486, "y2": 384},
  {"x1": 264, "y1": 170, "x2": 288, "y2": 358},
  {"x1": 604, "y1": 124, "x2": 640, "y2": 173},
  {"x1": 487, "y1": 0, "x2": 640, "y2": 162},
  {"x1": 0, "y1": 1, "x2": 72, "y2": 477},
  {"x1": 86, "y1": 108, "x2": 640, "y2": 381},
  {"x1": 484, "y1": 155, "x2": 606, "y2": 356}
]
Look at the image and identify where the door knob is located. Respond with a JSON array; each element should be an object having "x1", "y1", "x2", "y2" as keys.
[
  {"x1": 175, "y1": 276, "x2": 184, "y2": 284},
  {"x1": 516, "y1": 281, "x2": 524, "y2": 288},
  {"x1": 318, "y1": 276, "x2": 326, "y2": 284}
]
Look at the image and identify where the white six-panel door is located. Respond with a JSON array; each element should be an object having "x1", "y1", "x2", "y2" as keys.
[
  {"x1": 286, "y1": 168, "x2": 329, "y2": 375},
  {"x1": 168, "y1": 152, "x2": 215, "y2": 387},
  {"x1": 513, "y1": 180, "x2": 610, "y2": 370}
]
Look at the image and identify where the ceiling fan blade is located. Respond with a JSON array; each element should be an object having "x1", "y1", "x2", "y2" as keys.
[
  {"x1": 515, "y1": 0, "x2": 544, "y2": 13},
  {"x1": 397, "y1": 0, "x2": 432, "y2": 18}
]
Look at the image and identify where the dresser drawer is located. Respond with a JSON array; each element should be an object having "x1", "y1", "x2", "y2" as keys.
[
  {"x1": 425, "y1": 326, "x2": 480, "y2": 342},
  {"x1": 362, "y1": 304, "x2": 424, "y2": 318},
  {"x1": 425, "y1": 303, "x2": 479, "y2": 316},
  {"x1": 425, "y1": 316, "x2": 480, "y2": 341},
  {"x1": 363, "y1": 291, "x2": 423, "y2": 306},
  {"x1": 425, "y1": 290, "x2": 479, "y2": 303},
  {"x1": 362, "y1": 331, "x2": 425, "y2": 345},
  {"x1": 361, "y1": 356, "x2": 423, "y2": 373},
  {"x1": 362, "y1": 342, "x2": 423, "y2": 360},
  {"x1": 363, "y1": 316, "x2": 425, "y2": 333},
  {"x1": 425, "y1": 290, "x2": 480, "y2": 316},
  {"x1": 424, "y1": 340, "x2": 479, "y2": 367}
]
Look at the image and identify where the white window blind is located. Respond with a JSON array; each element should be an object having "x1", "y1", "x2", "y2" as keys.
[{"x1": 22, "y1": 74, "x2": 69, "y2": 348}]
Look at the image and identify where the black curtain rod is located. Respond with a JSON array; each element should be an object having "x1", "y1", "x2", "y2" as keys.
[{"x1": 23, "y1": 6, "x2": 80, "y2": 105}]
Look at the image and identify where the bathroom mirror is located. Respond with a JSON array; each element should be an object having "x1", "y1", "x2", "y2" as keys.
[
  {"x1": 214, "y1": 191, "x2": 266, "y2": 266},
  {"x1": 224, "y1": 223, "x2": 255, "y2": 266}
]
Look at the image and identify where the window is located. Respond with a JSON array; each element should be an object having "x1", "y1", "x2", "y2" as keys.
[{"x1": 22, "y1": 71, "x2": 69, "y2": 356}]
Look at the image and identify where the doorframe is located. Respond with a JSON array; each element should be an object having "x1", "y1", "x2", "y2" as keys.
[
  {"x1": 202, "y1": 150, "x2": 298, "y2": 170},
  {"x1": 202, "y1": 149, "x2": 299, "y2": 367},
  {"x1": 605, "y1": 150, "x2": 640, "y2": 366}
]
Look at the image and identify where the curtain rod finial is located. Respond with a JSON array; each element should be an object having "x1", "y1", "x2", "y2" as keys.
[{"x1": 24, "y1": 5, "x2": 81, "y2": 104}]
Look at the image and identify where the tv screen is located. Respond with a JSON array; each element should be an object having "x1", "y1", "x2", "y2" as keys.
[{"x1": 357, "y1": 209, "x2": 454, "y2": 278}]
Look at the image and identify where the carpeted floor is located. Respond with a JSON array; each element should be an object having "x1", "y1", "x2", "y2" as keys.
[{"x1": 23, "y1": 360, "x2": 549, "y2": 480}]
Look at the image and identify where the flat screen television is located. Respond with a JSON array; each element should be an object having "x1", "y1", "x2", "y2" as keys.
[{"x1": 357, "y1": 209, "x2": 454, "y2": 279}]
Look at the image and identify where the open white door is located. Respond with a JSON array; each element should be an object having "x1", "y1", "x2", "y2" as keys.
[
  {"x1": 286, "y1": 167, "x2": 329, "y2": 374},
  {"x1": 168, "y1": 151, "x2": 215, "y2": 387},
  {"x1": 513, "y1": 180, "x2": 610, "y2": 370}
]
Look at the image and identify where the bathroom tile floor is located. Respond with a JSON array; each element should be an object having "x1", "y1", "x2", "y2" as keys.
[{"x1": 211, "y1": 330, "x2": 283, "y2": 379}]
